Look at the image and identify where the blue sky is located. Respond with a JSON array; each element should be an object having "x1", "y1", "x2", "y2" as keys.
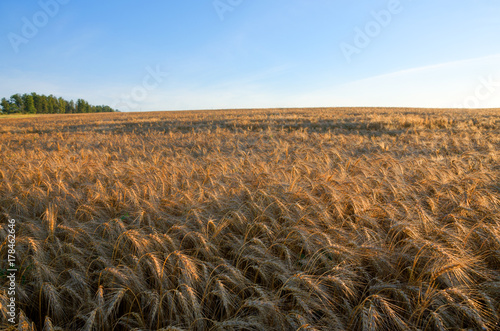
[{"x1": 1, "y1": 0, "x2": 499, "y2": 111}]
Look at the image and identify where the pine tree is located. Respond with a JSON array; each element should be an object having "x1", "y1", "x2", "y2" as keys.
[
  {"x1": 66, "y1": 100, "x2": 75, "y2": 113},
  {"x1": 23, "y1": 94, "x2": 37, "y2": 113},
  {"x1": 40, "y1": 95, "x2": 49, "y2": 113},
  {"x1": 32, "y1": 93, "x2": 42, "y2": 112},
  {"x1": 1, "y1": 93, "x2": 116, "y2": 114},
  {"x1": 57, "y1": 97, "x2": 66, "y2": 114}
]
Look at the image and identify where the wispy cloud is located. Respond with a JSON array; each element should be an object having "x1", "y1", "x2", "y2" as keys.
[
  {"x1": 99, "y1": 54, "x2": 500, "y2": 110},
  {"x1": 289, "y1": 54, "x2": 500, "y2": 108},
  {"x1": 346, "y1": 53, "x2": 500, "y2": 85},
  {"x1": 2, "y1": 54, "x2": 499, "y2": 111}
]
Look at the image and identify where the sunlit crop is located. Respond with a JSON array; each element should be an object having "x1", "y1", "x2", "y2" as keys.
[{"x1": 1, "y1": 108, "x2": 499, "y2": 330}]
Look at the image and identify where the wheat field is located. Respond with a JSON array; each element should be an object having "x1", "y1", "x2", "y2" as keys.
[{"x1": 1, "y1": 108, "x2": 499, "y2": 330}]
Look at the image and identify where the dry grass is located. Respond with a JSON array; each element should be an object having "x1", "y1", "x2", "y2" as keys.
[{"x1": 1, "y1": 107, "x2": 499, "y2": 330}]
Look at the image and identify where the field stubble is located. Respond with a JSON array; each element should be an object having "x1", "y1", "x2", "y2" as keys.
[{"x1": 0, "y1": 107, "x2": 499, "y2": 330}]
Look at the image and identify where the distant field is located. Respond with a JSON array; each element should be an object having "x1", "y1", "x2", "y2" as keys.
[
  {"x1": 0, "y1": 114, "x2": 39, "y2": 119},
  {"x1": 1, "y1": 108, "x2": 499, "y2": 330}
]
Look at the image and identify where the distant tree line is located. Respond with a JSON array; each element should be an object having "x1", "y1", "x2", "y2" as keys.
[{"x1": 0, "y1": 93, "x2": 118, "y2": 114}]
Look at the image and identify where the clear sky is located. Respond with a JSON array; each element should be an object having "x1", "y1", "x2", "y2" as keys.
[{"x1": 1, "y1": 0, "x2": 499, "y2": 111}]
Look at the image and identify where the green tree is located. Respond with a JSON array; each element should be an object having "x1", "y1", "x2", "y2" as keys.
[
  {"x1": 76, "y1": 99, "x2": 84, "y2": 113},
  {"x1": 57, "y1": 97, "x2": 66, "y2": 114},
  {"x1": 66, "y1": 100, "x2": 75, "y2": 113},
  {"x1": 1, "y1": 93, "x2": 116, "y2": 114},
  {"x1": 9, "y1": 94, "x2": 23, "y2": 113},
  {"x1": 23, "y1": 94, "x2": 37, "y2": 113},
  {"x1": 1, "y1": 98, "x2": 10, "y2": 114},
  {"x1": 39, "y1": 95, "x2": 49, "y2": 113},
  {"x1": 47, "y1": 95, "x2": 57, "y2": 114},
  {"x1": 32, "y1": 93, "x2": 42, "y2": 112},
  {"x1": 77, "y1": 99, "x2": 91, "y2": 113}
]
